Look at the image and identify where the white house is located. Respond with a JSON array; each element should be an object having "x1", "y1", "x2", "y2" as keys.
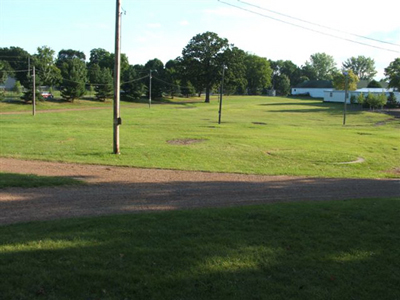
[
  {"x1": 291, "y1": 80, "x2": 334, "y2": 98},
  {"x1": 324, "y1": 88, "x2": 400, "y2": 103}
]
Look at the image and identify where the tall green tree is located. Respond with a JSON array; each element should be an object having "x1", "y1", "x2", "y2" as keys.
[
  {"x1": 332, "y1": 70, "x2": 359, "y2": 91},
  {"x1": 222, "y1": 47, "x2": 247, "y2": 95},
  {"x1": 305, "y1": 53, "x2": 337, "y2": 81},
  {"x1": 144, "y1": 58, "x2": 165, "y2": 99},
  {"x1": 384, "y1": 58, "x2": 400, "y2": 91},
  {"x1": 165, "y1": 59, "x2": 181, "y2": 98},
  {"x1": 59, "y1": 58, "x2": 87, "y2": 102},
  {"x1": 33, "y1": 46, "x2": 61, "y2": 86},
  {"x1": 0, "y1": 60, "x2": 13, "y2": 84},
  {"x1": 245, "y1": 54, "x2": 272, "y2": 95},
  {"x1": 274, "y1": 74, "x2": 291, "y2": 96},
  {"x1": 181, "y1": 32, "x2": 230, "y2": 102},
  {"x1": 0, "y1": 47, "x2": 31, "y2": 87},
  {"x1": 121, "y1": 64, "x2": 146, "y2": 100},
  {"x1": 270, "y1": 60, "x2": 302, "y2": 88},
  {"x1": 94, "y1": 68, "x2": 113, "y2": 101},
  {"x1": 342, "y1": 56, "x2": 377, "y2": 81}
]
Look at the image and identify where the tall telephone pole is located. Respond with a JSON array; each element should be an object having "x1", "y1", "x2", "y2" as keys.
[
  {"x1": 149, "y1": 70, "x2": 152, "y2": 108},
  {"x1": 113, "y1": 0, "x2": 122, "y2": 154},
  {"x1": 32, "y1": 66, "x2": 36, "y2": 116}
]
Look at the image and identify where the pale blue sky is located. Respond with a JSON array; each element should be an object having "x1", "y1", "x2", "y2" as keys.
[{"x1": 1, "y1": 0, "x2": 399, "y2": 79}]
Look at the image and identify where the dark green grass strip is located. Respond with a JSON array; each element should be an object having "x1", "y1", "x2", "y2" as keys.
[
  {"x1": 0, "y1": 172, "x2": 84, "y2": 189},
  {"x1": 0, "y1": 198, "x2": 399, "y2": 300}
]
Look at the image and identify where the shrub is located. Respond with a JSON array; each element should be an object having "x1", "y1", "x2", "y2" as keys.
[
  {"x1": 386, "y1": 92, "x2": 398, "y2": 108},
  {"x1": 357, "y1": 93, "x2": 365, "y2": 105}
]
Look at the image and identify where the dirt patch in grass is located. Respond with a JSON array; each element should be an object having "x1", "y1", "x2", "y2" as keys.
[
  {"x1": 252, "y1": 122, "x2": 267, "y2": 125},
  {"x1": 384, "y1": 167, "x2": 400, "y2": 175},
  {"x1": 375, "y1": 118, "x2": 396, "y2": 126},
  {"x1": 335, "y1": 157, "x2": 365, "y2": 165},
  {"x1": 167, "y1": 138, "x2": 206, "y2": 145}
]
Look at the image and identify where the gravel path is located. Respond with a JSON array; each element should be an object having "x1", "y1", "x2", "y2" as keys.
[{"x1": 1, "y1": 158, "x2": 399, "y2": 225}]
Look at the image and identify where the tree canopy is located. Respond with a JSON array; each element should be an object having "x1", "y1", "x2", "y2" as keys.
[
  {"x1": 342, "y1": 56, "x2": 377, "y2": 81},
  {"x1": 384, "y1": 58, "x2": 400, "y2": 91},
  {"x1": 181, "y1": 31, "x2": 229, "y2": 102},
  {"x1": 305, "y1": 53, "x2": 337, "y2": 81}
]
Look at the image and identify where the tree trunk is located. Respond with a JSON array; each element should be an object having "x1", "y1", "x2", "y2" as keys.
[{"x1": 205, "y1": 85, "x2": 210, "y2": 103}]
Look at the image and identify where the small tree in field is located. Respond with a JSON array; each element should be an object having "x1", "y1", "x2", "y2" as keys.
[
  {"x1": 357, "y1": 93, "x2": 365, "y2": 105},
  {"x1": 365, "y1": 93, "x2": 379, "y2": 110},
  {"x1": 377, "y1": 93, "x2": 387, "y2": 109}
]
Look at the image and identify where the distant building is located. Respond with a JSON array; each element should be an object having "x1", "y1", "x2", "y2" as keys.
[
  {"x1": 324, "y1": 88, "x2": 400, "y2": 103},
  {"x1": 291, "y1": 80, "x2": 334, "y2": 98},
  {"x1": 0, "y1": 76, "x2": 16, "y2": 91}
]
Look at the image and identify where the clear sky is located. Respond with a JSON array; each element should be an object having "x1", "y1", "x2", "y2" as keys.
[{"x1": 1, "y1": 0, "x2": 399, "y2": 79}]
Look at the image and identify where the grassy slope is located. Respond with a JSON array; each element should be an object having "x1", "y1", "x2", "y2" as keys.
[
  {"x1": 1, "y1": 96, "x2": 399, "y2": 178},
  {"x1": 0, "y1": 198, "x2": 399, "y2": 300}
]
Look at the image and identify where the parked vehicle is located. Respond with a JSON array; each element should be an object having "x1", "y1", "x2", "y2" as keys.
[{"x1": 41, "y1": 92, "x2": 54, "y2": 99}]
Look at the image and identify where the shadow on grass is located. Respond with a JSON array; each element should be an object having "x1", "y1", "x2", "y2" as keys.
[
  {"x1": 0, "y1": 173, "x2": 84, "y2": 189},
  {"x1": 0, "y1": 198, "x2": 399, "y2": 299}
]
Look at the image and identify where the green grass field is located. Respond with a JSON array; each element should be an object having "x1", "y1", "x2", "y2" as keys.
[
  {"x1": 1, "y1": 198, "x2": 399, "y2": 300},
  {"x1": 1, "y1": 96, "x2": 399, "y2": 178}
]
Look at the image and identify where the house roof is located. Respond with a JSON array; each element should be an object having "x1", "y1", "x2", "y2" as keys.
[{"x1": 295, "y1": 80, "x2": 333, "y2": 88}]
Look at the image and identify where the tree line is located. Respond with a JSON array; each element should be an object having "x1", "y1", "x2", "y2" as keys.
[{"x1": 1, "y1": 32, "x2": 399, "y2": 103}]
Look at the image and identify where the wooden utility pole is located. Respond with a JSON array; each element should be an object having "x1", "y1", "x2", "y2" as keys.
[
  {"x1": 343, "y1": 72, "x2": 348, "y2": 126},
  {"x1": 218, "y1": 65, "x2": 226, "y2": 124},
  {"x1": 32, "y1": 66, "x2": 36, "y2": 116},
  {"x1": 113, "y1": 0, "x2": 122, "y2": 154},
  {"x1": 149, "y1": 70, "x2": 152, "y2": 108}
]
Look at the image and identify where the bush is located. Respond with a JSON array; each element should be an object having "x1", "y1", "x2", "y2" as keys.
[
  {"x1": 386, "y1": 92, "x2": 398, "y2": 108},
  {"x1": 350, "y1": 95, "x2": 356, "y2": 104}
]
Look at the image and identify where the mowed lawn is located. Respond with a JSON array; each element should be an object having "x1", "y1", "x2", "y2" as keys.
[
  {"x1": 0, "y1": 198, "x2": 399, "y2": 300},
  {"x1": 1, "y1": 96, "x2": 399, "y2": 178}
]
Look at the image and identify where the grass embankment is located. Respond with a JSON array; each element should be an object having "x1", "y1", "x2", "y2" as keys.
[
  {"x1": 0, "y1": 172, "x2": 83, "y2": 188},
  {"x1": 1, "y1": 96, "x2": 399, "y2": 178},
  {"x1": 0, "y1": 198, "x2": 399, "y2": 299}
]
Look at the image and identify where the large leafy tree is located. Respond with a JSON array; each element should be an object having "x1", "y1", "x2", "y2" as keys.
[
  {"x1": 274, "y1": 74, "x2": 291, "y2": 96},
  {"x1": 332, "y1": 70, "x2": 359, "y2": 91},
  {"x1": 94, "y1": 68, "x2": 113, "y2": 101},
  {"x1": 121, "y1": 64, "x2": 146, "y2": 100},
  {"x1": 221, "y1": 47, "x2": 247, "y2": 95},
  {"x1": 384, "y1": 58, "x2": 400, "y2": 91},
  {"x1": 0, "y1": 60, "x2": 13, "y2": 84},
  {"x1": 245, "y1": 54, "x2": 272, "y2": 95},
  {"x1": 33, "y1": 46, "x2": 61, "y2": 86},
  {"x1": 181, "y1": 31, "x2": 229, "y2": 102},
  {"x1": 165, "y1": 59, "x2": 181, "y2": 98},
  {"x1": 87, "y1": 48, "x2": 129, "y2": 77},
  {"x1": 342, "y1": 56, "x2": 377, "y2": 81},
  {"x1": 58, "y1": 57, "x2": 87, "y2": 102},
  {"x1": 305, "y1": 53, "x2": 337, "y2": 81},
  {"x1": 270, "y1": 60, "x2": 302, "y2": 88},
  {"x1": 0, "y1": 47, "x2": 31, "y2": 87},
  {"x1": 144, "y1": 58, "x2": 165, "y2": 99}
]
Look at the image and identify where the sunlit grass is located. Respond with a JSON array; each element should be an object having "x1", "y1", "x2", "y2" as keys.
[{"x1": 1, "y1": 96, "x2": 399, "y2": 178}]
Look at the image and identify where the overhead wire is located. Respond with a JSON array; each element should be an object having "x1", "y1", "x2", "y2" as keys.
[
  {"x1": 218, "y1": 0, "x2": 400, "y2": 54},
  {"x1": 237, "y1": 0, "x2": 400, "y2": 47}
]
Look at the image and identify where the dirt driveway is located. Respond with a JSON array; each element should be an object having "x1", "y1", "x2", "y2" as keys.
[{"x1": 1, "y1": 158, "x2": 399, "y2": 225}]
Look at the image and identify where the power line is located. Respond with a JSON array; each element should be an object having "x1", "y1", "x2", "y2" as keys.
[
  {"x1": 237, "y1": 0, "x2": 400, "y2": 47},
  {"x1": 218, "y1": 0, "x2": 400, "y2": 54}
]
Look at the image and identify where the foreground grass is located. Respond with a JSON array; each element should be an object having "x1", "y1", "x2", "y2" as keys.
[
  {"x1": 0, "y1": 198, "x2": 399, "y2": 299},
  {"x1": 0, "y1": 172, "x2": 84, "y2": 189},
  {"x1": 1, "y1": 96, "x2": 399, "y2": 178}
]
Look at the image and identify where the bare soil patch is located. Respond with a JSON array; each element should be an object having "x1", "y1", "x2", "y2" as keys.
[
  {"x1": 167, "y1": 139, "x2": 206, "y2": 145},
  {"x1": 252, "y1": 122, "x2": 267, "y2": 125},
  {"x1": 1, "y1": 158, "x2": 399, "y2": 225}
]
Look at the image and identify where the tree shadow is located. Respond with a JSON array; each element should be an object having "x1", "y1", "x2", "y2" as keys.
[{"x1": 0, "y1": 196, "x2": 399, "y2": 299}]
